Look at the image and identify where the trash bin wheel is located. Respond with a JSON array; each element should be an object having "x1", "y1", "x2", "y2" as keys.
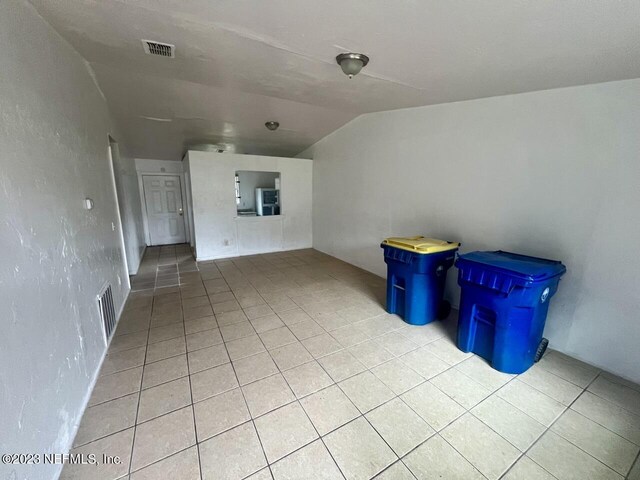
[
  {"x1": 437, "y1": 300, "x2": 451, "y2": 320},
  {"x1": 534, "y1": 338, "x2": 549, "y2": 362}
]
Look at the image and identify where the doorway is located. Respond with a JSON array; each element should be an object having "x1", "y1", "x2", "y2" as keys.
[{"x1": 142, "y1": 175, "x2": 187, "y2": 245}]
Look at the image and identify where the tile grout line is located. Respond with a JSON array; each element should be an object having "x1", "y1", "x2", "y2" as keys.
[
  {"x1": 284, "y1": 325, "x2": 449, "y2": 478},
  {"x1": 125, "y1": 291, "x2": 153, "y2": 477},
  {"x1": 180, "y1": 287, "x2": 206, "y2": 480},
  {"x1": 217, "y1": 302, "x2": 276, "y2": 480},
  {"x1": 362, "y1": 356, "x2": 521, "y2": 477},
  {"x1": 323, "y1": 348, "x2": 490, "y2": 479},
  {"x1": 88, "y1": 247, "x2": 640, "y2": 480},
  {"x1": 235, "y1": 289, "x2": 309, "y2": 478},
  {"x1": 544, "y1": 371, "x2": 640, "y2": 478},
  {"x1": 393, "y1": 347, "x2": 638, "y2": 472},
  {"x1": 129, "y1": 247, "x2": 187, "y2": 476},
  {"x1": 227, "y1": 276, "x2": 380, "y2": 475},
  {"x1": 557, "y1": 402, "x2": 640, "y2": 448},
  {"x1": 576, "y1": 382, "x2": 640, "y2": 423},
  {"x1": 116, "y1": 334, "x2": 617, "y2": 475},
  {"x1": 109, "y1": 279, "x2": 377, "y2": 473},
  {"x1": 466, "y1": 367, "x2": 600, "y2": 479},
  {"x1": 497, "y1": 371, "x2": 606, "y2": 480},
  {"x1": 274, "y1": 349, "x2": 349, "y2": 479},
  {"x1": 629, "y1": 451, "x2": 640, "y2": 480},
  {"x1": 272, "y1": 310, "x2": 573, "y2": 480},
  {"x1": 526, "y1": 354, "x2": 600, "y2": 389},
  {"x1": 107, "y1": 250, "x2": 205, "y2": 477}
]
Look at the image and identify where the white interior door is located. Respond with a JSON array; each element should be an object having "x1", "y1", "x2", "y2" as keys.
[{"x1": 143, "y1": 175, "x2": 186, "y2": 245}]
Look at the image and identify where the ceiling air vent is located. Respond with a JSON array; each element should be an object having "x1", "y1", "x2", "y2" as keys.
[{"x1": 142, "y1": 39, "x2": 175, "y2": 58}]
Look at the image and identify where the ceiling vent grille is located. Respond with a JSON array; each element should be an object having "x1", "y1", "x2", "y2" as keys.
[
  {"x1": 142, "y1": 40, "x2": 175, "y2": 58},
  {"x1": 98, "y1": 284, "x2": 116, "y2": 343}
]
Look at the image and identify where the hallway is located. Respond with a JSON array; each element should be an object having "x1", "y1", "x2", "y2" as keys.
[
  {"x1": 62, "y1": 248, "x2": 640, "y2": 480},
  {"x1": 130, "y1": 245, "x2": 199, "y2": 292}
]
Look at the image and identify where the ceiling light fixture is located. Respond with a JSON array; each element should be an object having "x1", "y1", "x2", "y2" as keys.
[
  {"x1": 265, "y1": 121, "x2": 280, "y2": 131},
  {"x1": 336, "y1": 53, "x2": 369, "y2": 79}
]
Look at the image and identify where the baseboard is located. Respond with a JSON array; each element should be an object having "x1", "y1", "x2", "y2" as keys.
[
  {"x1": 129, "y1": 244, "x2": 147, "y2": 275},
  {"x1": 61, "y1": 286, "x2": 131, "y2": 469},
  {"x1": 196, "y1": 244, "x2": 313, "y2": 262}
]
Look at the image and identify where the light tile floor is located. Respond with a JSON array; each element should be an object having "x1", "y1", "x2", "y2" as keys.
[{"x1": 62, "y1": 245, "x2": 640, "y2": 480}]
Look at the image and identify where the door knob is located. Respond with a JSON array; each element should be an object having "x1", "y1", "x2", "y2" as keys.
[{"x1": 179, "y1": 208, "x2": 184, "y2": 216}]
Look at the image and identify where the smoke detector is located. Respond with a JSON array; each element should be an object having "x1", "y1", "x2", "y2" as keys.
[{"x1": 142, "y1": 40, "x2": 175, "y2": 58}]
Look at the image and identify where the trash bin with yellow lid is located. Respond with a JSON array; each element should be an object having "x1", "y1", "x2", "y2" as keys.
[{"x1": 381, "y1": 236, "x2": 460, "y2": 325}]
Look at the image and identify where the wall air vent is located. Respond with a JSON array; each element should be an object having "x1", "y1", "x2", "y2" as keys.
[
  {"x1": 142, "y1": 40, "x2": 175, "y2": 58},
  {"x1": 98, "y1": 284, "x2": 116, "y2": 343}
]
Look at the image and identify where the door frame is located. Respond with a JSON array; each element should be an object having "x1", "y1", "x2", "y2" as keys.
[
  {"x1": 107, "y1": 136, "x2": 132, "y2": 287},
  {"x1": 138, "y1": 172, "x2": 190, "y2": 246}
]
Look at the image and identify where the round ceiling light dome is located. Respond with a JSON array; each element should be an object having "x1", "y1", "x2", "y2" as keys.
[
  {"x1": 336, "y1": 53, "x2": 369, "y2": 79},
  {"x1": 265, "y1": 121, "x2": 280, "y2": 131}
]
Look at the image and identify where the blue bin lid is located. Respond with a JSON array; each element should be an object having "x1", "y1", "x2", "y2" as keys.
[{"x1": 456, "y1": 251, "x2": 566, "y2": 282}]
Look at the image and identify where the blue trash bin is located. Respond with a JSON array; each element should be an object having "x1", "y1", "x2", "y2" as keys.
[
  {"x1": 456, "y1": 251, "x2": 567, "y2": 374},
  {"x1": 381, "y1": 236, "x2": 460, "y2": 326}
]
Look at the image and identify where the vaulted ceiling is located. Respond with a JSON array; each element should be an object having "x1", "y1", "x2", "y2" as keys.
[{"x1": 31, "y1": 0, "x2": 640, "y2": 159}]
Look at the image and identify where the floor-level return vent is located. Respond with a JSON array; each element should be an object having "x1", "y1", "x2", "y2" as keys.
[{"x1": 98, "y1": 285, "x2": 116, "y2": 342}]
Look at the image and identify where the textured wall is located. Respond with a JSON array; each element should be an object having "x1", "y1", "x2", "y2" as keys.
[
  {"x1": 187, "y1": 151, "x2": 312, "y2": 260},
  {"x1": 0, "y1": 2, "x2": 142, "y2": 479},
  {"x1": 112, "y1": 146, "x2": 146, "y2": 274},
  {"x1": 300, "y1": 79, "x2": 640, "y2": 383}
]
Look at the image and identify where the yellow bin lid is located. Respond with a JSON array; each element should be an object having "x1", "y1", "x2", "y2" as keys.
[{"x1": 382, "y1": 236, "x2": 460, "y2": 254}]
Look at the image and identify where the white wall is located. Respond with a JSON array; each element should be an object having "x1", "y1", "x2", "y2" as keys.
[
  {"x1": 0, "y1": 2, "x2": 142, "y2": 479},
  {"x1": 183, "y1": 159, "x2": 196, "y2": 249},
  {"x1": 135, "y1": 158, "x2": 184, "y2": 174},
  {"x1": 111, "y1": 144, "x2": 146, "y2": 274},
  {"x1": 186, "y1": 151, "x2": 312, "y2": 260},
  {"x1": 299, "y1": 79, "x2": 640, "y2": 383}
]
